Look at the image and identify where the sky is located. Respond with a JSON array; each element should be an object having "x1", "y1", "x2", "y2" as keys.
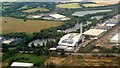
[{"x1": 0, "y1": 0, "x2": 119, "y2": 2}]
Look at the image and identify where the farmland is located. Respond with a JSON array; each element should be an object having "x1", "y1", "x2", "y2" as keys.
[
  {"x1": 82, "y1": 3, "x2": 105, "y2": 7},
  {"x1": 22, "y1": 7, "x2": 49, "y2": 12},
  {"x1": 56, "y1": 3, "x2": 81, "y2": 9},
  {"x1": 18, "y1": 6, "x2": 28, "y2": 10},
  {"x1": 1, "y1": 17, "x2": 62, "y2": 34}
]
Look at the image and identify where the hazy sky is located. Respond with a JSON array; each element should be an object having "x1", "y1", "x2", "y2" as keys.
[{"x1": 0, "y1": 0, "x2": 119, "y2": 2}]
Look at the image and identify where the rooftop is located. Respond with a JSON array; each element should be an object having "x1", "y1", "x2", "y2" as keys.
[
  {"x1": 11, "y1": 62, "x2": 33, "y2": 67},
  {"x1": 83, "y1": 29, "x2": 106, "y2": 36},
  {"x1": 49, "y1": 14, "x2": 66, "y2": 19},
  {"x1": 58, "y1": 33, "x2": 83, "y2": 47}
]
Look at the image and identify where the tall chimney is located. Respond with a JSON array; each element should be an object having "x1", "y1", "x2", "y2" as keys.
[{"x1": 80, "y1": 23, "x2": 82, "y2": 34}]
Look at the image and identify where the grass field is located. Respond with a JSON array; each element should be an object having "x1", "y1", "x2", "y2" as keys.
[
  {"x1": 19, "y1": 6, "x2": 28, "y2": 10},
  {"x1": 1, "y1": 17, "x2": 62, "y2": 34},
  {"x1": 13, "y1": 54, "x2": 47, "y2": 64},
  {"x1": 82, "y1": 3, "x2": 105, "y2": 7},
  {"x1": 22, "y1": 7, "x2": 49, "y2": 12},
  {"x1": 2, "y1": 54, "x2": 48, "y2": 68},
  {"x1": 56, "y1": 3, "x2": 81, "y2": 9}
]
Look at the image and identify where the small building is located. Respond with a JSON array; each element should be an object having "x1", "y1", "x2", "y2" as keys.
[
  {"x1": 83, "y1": 29, "x2": 106, "y2": 39},
  {"x1": 11, "y1": 62, "x2": 33, "y2": 68},
  {"x1": 49, "y1": 48, "x2": 57, "y2": 51},
  {"x1": 110, "y1": 33, "x2": 120, "y2": 44},
  {"x1": 32, "y1": 15, "x2": 42, "y2": 18},
  {"x1": 2, "y1": 39, "x2": 15, "y2": 44},
  {"x1": 57, "y1": 33, "x2": 84, "y2": 52}
]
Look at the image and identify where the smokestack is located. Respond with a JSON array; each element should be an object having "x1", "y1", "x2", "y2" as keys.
[{"x1": 80, "y1": 23, "x2": 82, "y2": 34}]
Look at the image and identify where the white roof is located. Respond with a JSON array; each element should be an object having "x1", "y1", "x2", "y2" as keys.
[
  {"x1": 110, "y1": 33, "x2": 120, "y2": 43},
  {"x1": 83, "y1": 29, "x2": 106, "y2": 36},
  {"x1": 58, "y1": 33, "x2": 83, "y2": 47},
  {"x1": 11, "y1": 62, "x2": 33, "y2": 67},
  {"x1": 50, "y1": 14, "x2": 66, "y2": 19},
  {"x1": 49, "y1": 48, "x2": 57, "y2": 50},
  {"x1": 106, "y1": 23, "x2": 115, "y2": 27},
  {"x1": 2, "y1": 39, "x2": 15, "y2": 44},
  {"x1": 0, "y1": 37, "x2": 3, "y2": 40},
  {"x1": 32, "y1": 15, "x2": 41, "y2": 18}
]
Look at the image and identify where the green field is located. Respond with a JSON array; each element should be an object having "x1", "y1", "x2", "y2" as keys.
[
  {"x1": 82, "y1": 3, "x2": 105, "y2": 7},
  {"x1": 1, "y1": 17, "x2": 62, "y2": 34},
  {"x1": 56, "y1": 3, "x2": 81, "y2": 9},
  {"x1": 23, "y1": 7, "x2": 49, "y2": 12},
  {"x1": 2, "y1": 54, "x2": 48, "y2": 67},
  {"x1": 13, "y1": 54, "x2": 47, "y2": 64},
  {"x1": 19, "y1": 6, "x2": 28, "y2": 10}
]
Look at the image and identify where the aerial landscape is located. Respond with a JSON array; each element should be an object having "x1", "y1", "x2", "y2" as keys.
[{"x1": 0, "y1": 0, "x2": 120, "y2": 68}]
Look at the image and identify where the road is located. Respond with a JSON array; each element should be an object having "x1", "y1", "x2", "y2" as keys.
[{"x1": 66, "y1": 53, "x2": 120, "y2": 57}]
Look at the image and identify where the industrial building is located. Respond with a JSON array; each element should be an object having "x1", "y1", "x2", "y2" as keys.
[
  {"x1": 0, "y1": 37, "x2": 21, "y2": 45},
  {"x1": 10, "y1": 62, "x2": 33, "y2": 68},
  {"x1": 106, "y1": 22, "x2": 118, "y2": 27},
  {"x1": 110, "y1": 33, "x2": 120, "y2": 44},
  {"x1": 42, "y1": 13, "x2": 70, "y2": 21},
  {"x1": 83, "y1": 29, "x2": 106, "y2": 39},
  {"x1": 57, "y1": 33, "x2": 84, "y2": 52}
]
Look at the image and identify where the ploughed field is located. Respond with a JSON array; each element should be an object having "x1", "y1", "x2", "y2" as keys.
[{"x1": 1, "y1": 17, "x2": 62, "y2": 34}]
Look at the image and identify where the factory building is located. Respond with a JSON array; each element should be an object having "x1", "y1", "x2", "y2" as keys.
[
  {"x1": 42, "y1": 13, "x2": 70, "y2": 21},
  {"x1": 110, "y1": 33, "x2": 120, "y2": 44},
  {"x1": 83, "y1": 29, "x2": 106, "y2": 39},
  {"x1": 57, "y1": 33, "x2": 84, "y2": 52}
]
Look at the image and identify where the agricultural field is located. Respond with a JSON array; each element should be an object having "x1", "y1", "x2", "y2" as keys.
[
  {"x1": 92, "y1": 0, "x2": 119, "y2": 5},
  {"x1": 22, "y1": 7, "x2": 49, "y2": 12},
  {"x1": 18, "y1": 6, "x2": 28, "y2": 10},
  {"x1": 56, "y1": 3, "x2": 81, "y2": 9},
  {"x1": 82, "y1": 3, "x2": 105, "y2": 7},
  {"x1": 1, "y1": 17, "x2": 62, "y2": 34},
  {"x1": 2, "y1": 54, "x2": 48, "y2": 68}
]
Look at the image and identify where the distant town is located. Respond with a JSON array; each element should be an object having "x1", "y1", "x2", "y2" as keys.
[{"x1": 0, "y1": 1, "x2": 120, "y2": 68}]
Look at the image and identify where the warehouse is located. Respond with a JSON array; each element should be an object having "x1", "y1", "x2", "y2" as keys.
[
  {"x1": 57, "y1": 33, "x2": 84, "y2": 52},
  {"x1": 110, "y1": 33, "x2": 120, "y2": 44},
  {"x1": 83, "y1": 29, "x2": 106, "y2": 39},
  {"x1": 42, "y1": 13, "x2": 70, "y2": 21},
  {"x1": 11, "y1": 62, "x2": 33, "y2": 68}
]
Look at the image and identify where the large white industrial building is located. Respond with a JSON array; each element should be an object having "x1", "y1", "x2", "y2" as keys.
[
  {"x1": 83, "y1": 29, "x2": 106, "y2": 39},
  {"x1": 42, "y1": 13, "x2": 70, "y2": 21},
  {"x1": 110, "y1": 33, "x2": 120, "y2": 44},
  {"x1": 57, "y1": 33, "x2": 84, "y2": 52}
]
